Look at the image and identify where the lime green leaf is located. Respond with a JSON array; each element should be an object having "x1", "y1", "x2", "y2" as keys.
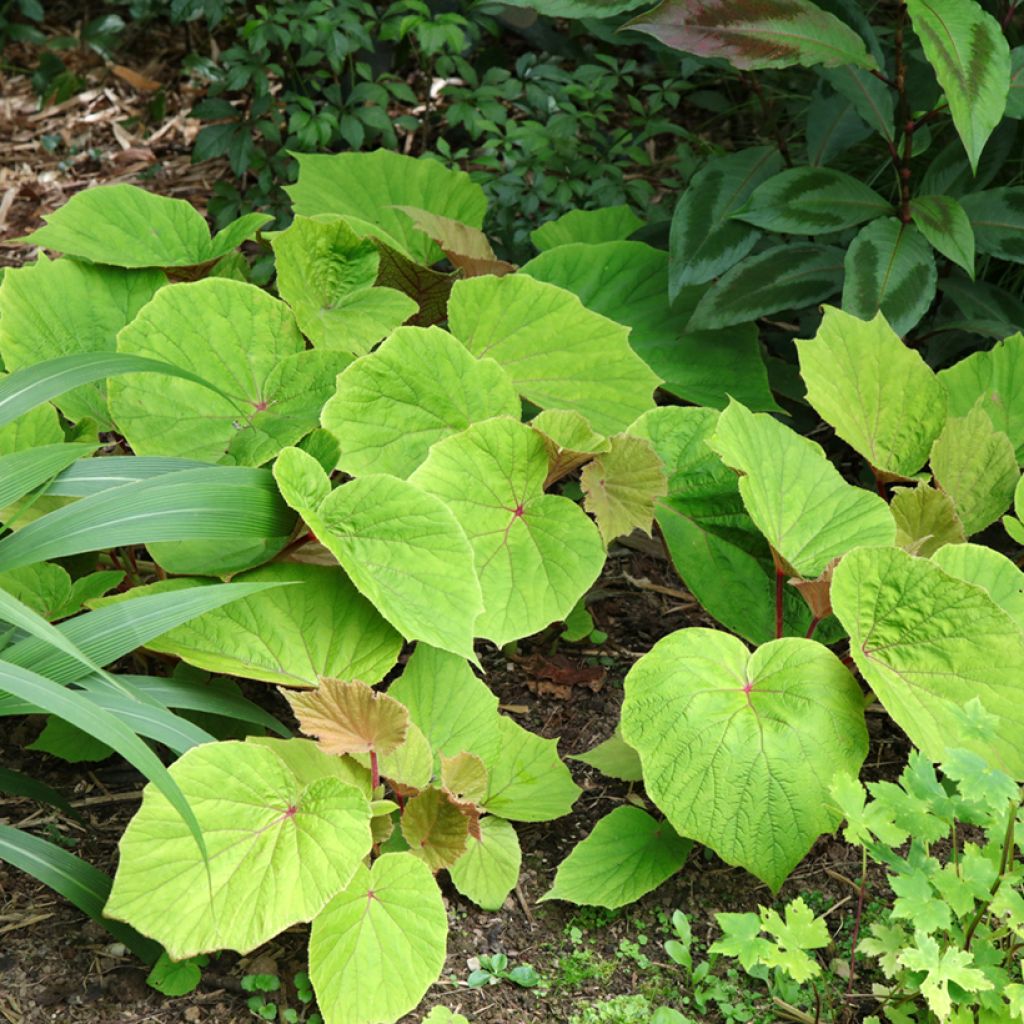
[
  {"x1": 757, "y1": 898, "x2": 829, "y2": 982},
  {"x1": 0, "y1": 466, "x2": 295, "y2": 573},
  {"x1": 842, "y1": 219, "x2": 936, "y2": 335},
  {"x1": 930, "y1": 406, "x2": 1018, "y2": 535},
  {"x1": 0, "y1": 380, "x2": 62, "y2": 453},
  {"x1": 0, "y1": 562, "x2": 74, "y2": 618},
  {"x1": 370, "y1": 720, "x2": 434, "y2": 790},
  {"x1": 897, "y1": 933, "x2": 992, "y2": 1021},
  {"x1": 274, "y1": 451, "x2": 483, "y2": 661},
  {"x1": 832, "y1": 546, "x2": 1024, "y2": 777},
  {"x1": 441, "y1": 752, "x2": 488, "y2": 805},
  {"x1": 132, "y1": 563, "x2": 402, "y2": 688},
  {"x1": 830, "y1": 773, "x2": 910, "y2": 848},
  {"x1": 247, "y1": 737, "x2": 372, "y2": 798},
  {"x1": 960, "y1": 187, "x2": 1024, "y2": 263},
  {"x1": 521, "y1": 240, "x2": 779, "y2": 413},
  {"x1": 401, "y1": 787, "x2": 471, "y2": 870},
  {"x1": 626, "y1": 0, "x2": 878, "y2": 70},
  {"x1": 931, "y1": 543, "x2": 1024, "y2": 633},
  {"x1": 796, "y1": 306, "x2": 946, "y2": 477},
  {"x1": 146, "y1": 952, "x2": 203, "y2": 997},
  {"x1": 410, "y1": 417, "x2": 605, "y2": 646},
  {"x1": 111, "y1": 279, "x2": 346, "y2": 465},
  {"x1": 309, "y1": 853, "x2": 447, "y2": 1024},
  {"x1": 286, "y1": 151, "x2": 486, "y2": 265},
  {"x1": 581, "y1": 433, "x2": 667, "y2": 545},
  {"x1": 621, "y1": 629, "x2": 868, "y2": 890},
  {"x1": 321, "y1": 326, "x2": 520, "y2": 479},
  {"x1": 669, "y1": 147, "x2": 783, "y2": 293},
  {"x1": 709, "y1": 400, "x2": 895, "y2": 578},
  {"x1": 631, "y1": 406, "x2": 821, "y2": 642},
  {"x1": 271, "y1": 215, "x2": 417, "y2": 355},
  {"x1": 541, "y1": 806, "x2": 691, "y2": 908},
  {"x1": 422, "y1": 1008, "x2": 470, "y2": 1024},
  {"x1": 532, "y1": 409, "x2": 610, "y2": 483},
  {"x1": 482, "y1": 716, "x2": 580, "y2": 823},
  {"x1": 909, "y1": 196, "x2": 976, "y2": 278},
  {"x1": 710, "y1": 913, "x2": 774, "y2": 971},
  {"x1": 0, "y1": 824, "x2": 159, "y2": 963},
  {"x1": 938, "y1": 333, "x2": 1024, "y2": 460},
  {"x1": 19, "y1": 184, "x2": 270, "y2": 267},
  {"x1": 906, "y1": 0, "x2": 1010, "y2": 173},
  {"x1": 735, "y1": 167, "x2": 892, "y2": 234},
  {"x1": 387, "y1": 645, "x2": 500, "y2": 768},
  {"x1": 448, "y1": 815, "x2": 521, "y2": 911},
  {"x1": 106, "y1": 741, "x2": 372, "y2": 959},
  {"x1": 689, "y1": 244, "x2": 844, "y2": 331},
  {"x1": 531, "y1": 206, "x2": 643, "y2": 251},
  {"x1": 447, "y1": 275, "x2": 660, "y2": 435},
  {"x1": 891, "y1": 483, "x2": 966, "y2": 556},
  {"x1": 570, "y1": 729, "x2": 643, "y2": 782},
  {"x1": 0, "y1": 256, "x2": 165, "y2": 425},
  {"x1": 859, "y1": 921, "x2": 911, "y2": 978}
]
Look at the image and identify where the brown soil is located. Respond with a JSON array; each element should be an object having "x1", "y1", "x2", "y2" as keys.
[{"x1": 0, "y1": 25, "x2": 910, "y2": 1024}]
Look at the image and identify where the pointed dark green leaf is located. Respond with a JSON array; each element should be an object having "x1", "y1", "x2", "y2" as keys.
[
  {"x1": 1008, "y1": 47, "x2": 1024, "y2": 118},
  {"x1": 960, "y1": 188, "x2": 1024, "y2": 264},
  {"x1": 669, "y1": 146, "x2": 782, "y2": 293},
  {"x1": 906, "y1": 0, "x2": 1010, "y2": 172},
  {"x1": 735, "y1": 167, "x2": 892, "y2": 234},
  {"x1": 689, "y1": 244, "x2": 845, "y2": 331},
  {"x1": 842, "y1": 219, "x2": 936, "y2": 335},
  {"x1": 817, "y1": 65, "x2": 894, "y2": 141},
  {"x1": 909, "y1": 196, "x2": 976, "y2": 278},
  {"x1": 626, "y1": 0, "x2": 878, "y2": 70}
]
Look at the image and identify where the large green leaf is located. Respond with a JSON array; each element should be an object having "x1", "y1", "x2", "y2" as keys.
[
  {"x1": 796, "y1": 306, "x2": 946, "y2": 477},
  {"x1": 0, "y1": 382, "x2": 62, "y2": 454},
  {"x1": 521, "y1": 240, "x2": 779, "y2": 412},
  {"x1": 111, "y1": 564, "x2": 402, "y2": 688},
  {"x1": 931, "y1": 543, "x2": 1024, "y2": 634},
  {"x1": 842, "y1": 219, "x2": 936, "y2": 335},
  {"x1": 321, "y1": 326, "x2": 520, "y2": 479},
  {"x1": 960, "y1": 188, "x2": 1024, "y2": 264},
  {"x1": 621, "y1": 629, "x2": 867, "y2": 889},
  {"x1": 708, "y1": 400, "x2": 895, "y2": 577},
  {"x1": 18, "y1": 184, "x2": 271, "y2": 267},
  {"x1": 447, "y1": 275, "x2": 660, "y2": 435},
  {"x1": 270, "y1": 214, "x2": 417, "y2": 355},
  {"x1": 0, "y1": 256, "x2": 165, "y2": 425},
  {"x1": 832, "y1": 546, "x2": 1024, "y2": 777},
  {"x1": 905, "y1": 0, "x2": 1010, "y2": 172},
  {"x1": 734, "y1": 167, "x2": 892, "y2": 234},
  {"x1": 274, "y1": 448, "x2": 482, "y2": 660},
  {"x1": 626, "y1": 0, "x2": 878, "y2": 70},
  {"x1": 688, "y1": 244, "x2": 844, "y2": 331},
  {"x1": 111, "y1": 278, "x2": 347, "y2": 465},
  {"x1": 630, "y1": 407, "x2": 820, "y2": 642},
  {"x1": 106, "y1": 741, "x2": 372, "y2": 959},
  {"x1": 938, "y1": 332, "x2": 1024, "y2": 460},
  {"x1": 668, "y1": 146, "x2": 783, "y2": 293},
  {"x1": 909, "y1": 196, "x2": 976, "y2": 278},
  {"x1": 929, "y1": 406, "x2": 1018, "y2": 536},
  {"x1": 0, "y1": 825, "x2": 159, "y2": 963},
  {"x1": 0, "y1": 466, "x2": 294, "y2": 573},
  {"x1": 542, "y1": 806, "x2": 691, "y2": 908},
  {"x1": 410, "y1": 417, "x2": 605, "y2": 646},
  {"x1": 448, "y1": 816, "x2": 521, "y2": 911},
  {"x1": 309, "y1": 853, "x2": 447, "y2": 1024},
  {"x1": 285, "y1": 151, "x2": 486, "y2": 266},
  {"x1": 531, "y1": 205, "x2": 643, "y2": 251}
]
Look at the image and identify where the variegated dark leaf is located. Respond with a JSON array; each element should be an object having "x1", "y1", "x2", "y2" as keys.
[{"x1": 909, "y1": 195, "x2": 976, "y2": 278}]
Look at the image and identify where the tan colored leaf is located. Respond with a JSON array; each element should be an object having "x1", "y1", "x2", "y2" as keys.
[
  {"x1": 401, "y1": 786, "x2": 471, "y2": 871},
  {"x1": 581, "y1": 434, "x2": 668, "y2": 545},
  {"x1": 891, "y1": 483, "x2": 966, "y2": 557},
  {"x1": 531, "y1": 409, "x2": 610, "y2": 486},
  {"x1": 789, "y1": 557, "x2": 840, "y2": 621},
  {"x1": 111, "y1": 64, "x2": 161, "y2": 92},
  {"x1": 394, "y1": 206, "x2": 515, "y2": 278},
  {"x1": 285, "y1": 678, "x2": 408, "y2": 757},
  {"x1": 440, "y1": 752, "x2": 488, "y2": 805}
]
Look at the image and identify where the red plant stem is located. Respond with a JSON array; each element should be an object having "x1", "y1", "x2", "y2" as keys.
[
  {"x1": 369, "y1": 749, "x2": 380, "y2": 790},
  {"x1": 805, "y1": 617, "x2": 821, "y2": 640},
  {"x1": 1003, "y1": 0, "x2": 1019, "y2": 30},
  {"x1": 774, "y1": 569, "x2": 785, "y2": 639},
  {"x1": 893, "y1": 3, "x2": 914, "y2": 224}
]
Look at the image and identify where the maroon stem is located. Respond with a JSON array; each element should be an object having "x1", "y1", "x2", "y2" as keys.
[
  {"x1": 805, "y1": 617, "x2": 821, "y2": 640},
  {"x1": 893, "y1": 3, "x2": 913, "y2": 224},
  {"x1": 774, "y1": 569, "x2": 785, "y2": 639},
  {"x1": 1003, "y1": 0, "x2": 1019, "y2": 30},
  {"x1": 846, "y1": 848, "x2": 868, "y2": 996},
  {"x1": 369, "y1": 749, "x2": 380, "y2": 790}
]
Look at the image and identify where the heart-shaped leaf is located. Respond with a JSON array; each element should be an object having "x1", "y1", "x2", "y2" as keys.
[
  {"x1": 448, "y1": 815, "x2": 521, "y2": 911},
  {"x1": 622, "y1": 628, "x2": 867, "y2": 889}
]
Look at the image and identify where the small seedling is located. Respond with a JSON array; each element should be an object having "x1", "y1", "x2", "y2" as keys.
[{"x1": 466, "y1": 953, "x2": 541, "y2": 989}]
